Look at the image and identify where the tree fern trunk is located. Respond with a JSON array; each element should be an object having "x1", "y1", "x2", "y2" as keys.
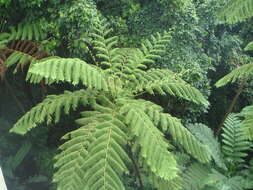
[{"x1": 216, "y1": 79, "x2": 246, "y2": 135}]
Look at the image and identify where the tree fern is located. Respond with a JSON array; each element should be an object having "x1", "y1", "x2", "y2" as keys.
[
  {"x1": 10, "y1": 18, "x2": 210, "y2": 190},
  {"x1": 218, "y1": 0, "x2": 253, "y2": 24}
]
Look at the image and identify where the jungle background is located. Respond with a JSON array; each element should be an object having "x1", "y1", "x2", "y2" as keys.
[{"x1": 1, "y1": 0, "x2": 253, "y2": 189}]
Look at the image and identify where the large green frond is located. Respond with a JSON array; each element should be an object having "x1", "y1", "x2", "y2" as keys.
[
  {"x1": 146, "y1": 108, "x2": 211, "y2": 163},
  {"x1": 139, "y1": 71, "x2": 209, "y2": 105},
  {"x1": 10, "y1": 90, "x2": 96, "y2": 135},
  {"x1": 150, "y1": 172, "x2": 182, "y2": 190},
  {"x1": 215, "y1": 63, "x2": 253, "y2": 87},
  {"x1": 26, "y1": 57, "x2": 108, "y2": 90},
  {"x1": 206, "y1": 170, "x2": 244, "y2": 190},
  {"x1": 126, "y1": 68, "x2": 208, "y2": 105},
  {"x1": 218, "y1": 0, "x2": 253, "y2": 24},
  {"x1": 137, "y1": 31, "x2": 171, "y2": 67},
  {"x1": 120, "y1": 104, "x2": 179, "y2": 181},
  {"x1": 244, "y1": 40, "x2": 253, "y2": 51},
  {"x1": 240, "y1": 105, "x2": 253, "y2": 140},
  {"x1": 0, "y1": 40, "x2": 48, "y2": 72},
  {"x1": 77, "y1": 106, "x2": 130, "y2": 190},
  {"x1": 8, "y1": 21, "x2": 46, "y2": 41},
  {"x1": 88, "y1": 18, "x2": 121, "y2": 70},
  {"x1": 182, "y1": 163, "x2": 211, "y2": 190},
  {"x1": 187, "y1": 123, "x2": 225, "y2": 169},
  {"x1": 222, "y1": 114, "x2": 251, "y2": 164},
  {"x1": 53, "y1": 126, "x2": 94, "y2": 190}
]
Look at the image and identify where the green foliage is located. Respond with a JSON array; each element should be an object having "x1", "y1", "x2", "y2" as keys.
[
  {"x1": 10, "y1": 90, "x2": 97, "y2": 135},
  {"x1": 2, "y1": 0, "x2": 253, "y2": 189},
  {"x1": 218, "y1": 0, "x2": 253, "y2": 24},
  {"x1": 216, "y1": 63, "x2": 253, "y2": 87},
  {"x1": 239, "y1": 105, "x2": 253, "y2": 140},
  {"x1": 181, "y1": 114, "x2": 253, "y2": 190},
  {"x1": 27, "y1": 58, "x2": 108, "y2": 90},
  {"x1": 221, "y1": 114, "x2": 251, "y2": 165},
  {"x1": 244, "y1": 41, "x2": 253, "y2": 51},
  {"x1": 10, "y1": 18, "x2": 210, "y2": 190},
  {"x1": 187, "y1": 123, "x2": 225, "y2": 169}
]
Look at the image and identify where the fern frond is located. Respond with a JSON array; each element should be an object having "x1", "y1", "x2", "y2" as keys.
[
  {"x1": 140, "y1": 74, "x2": 208, "y2": 106},
  {"x1": 120, "y1": 105, "x2": 179, "y2": 180},
  {"x1": 244, "y1": 41, "x2": 253, "y2": 51},
  {"x1": 4, "y1": 141, "x2": 32, "y2": 172},
  {"x1": 182, "y1": 163, "x2": 211, "y2": 190},
  {"x1": 215, "y1": 63, "x2": 253, "y2": 87},
  {"x1": 222, "y1": 114, "x2": 251, "y2": 164},
  {"x1": 8, "y1": 21, "x2": 46, "y2": 41},
  {"x1": 187, "y1": 123, "x2": 226, "y2": 169},
  {"x1": 138, "y1": 31, "x2": 171, "y2": 66},
  {"x1": 146, "y1": 108, "x2": 211, "y2": 163},
  {"x1": 10, "y1": 90, "x2": 96, "y2": 135},
  {"x1": 0, "y1": 40, "x2": 48, "y2": 72},
  {"x1": 218, "y1": 0, "x2": 253, "y2": 24},
  {"x1": 88, "y1": 18, "x2": 121, "y2": 70},
  {"x1": 26, "y1": 57, "x2": 109, "y2": 90},
  {"x1": 117, "y1": 98, "x2": 211, "y2": 163},
  {"x1": 206, "y1": 170, "x2": 244, "y2": 190},
  {"x1": 239, "y1": 105, "x2": 253, "y2": 140},
  {"x1": 0, "y1": 32, "x2": 10, "y2": 50},
  {"x1": 150, "y1": 172, "x2": 182, "y2": 190},
  {"x1": 77, "y1": 107, "x2": 131, "y2": 190},
  {"x1": 53, "y1": 125, "x2": 94, "y2": 190}
]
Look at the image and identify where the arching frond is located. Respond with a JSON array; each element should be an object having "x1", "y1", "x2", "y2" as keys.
[
  {"x1": 239, "y1": 105, "x2": 253, "y2": 140},
  {"x1": 117, "y1": 98, "x2": 210, "y2": 163},
  {"x1": 215, "y1": 63, "x2": 253, "y2": 87},
  {"x1": 127, "y1": 68, "x2": 209, "y2": 105},
  {"x1": 206, "y1": 170, "x2": 244, "y2": 190},
  {"x1": 0, "y1": 40, "x2": 48, "y2": 72},
  {"x1": 8, "y1": 21, "x2": 46, "y2": 41},
  {"x1": 244, "y1": 41, "x2": 253, "y2": 51},
  {"x1": 27, "y1": 57, "x2": 109, "y2": 90},
  {"x1": 0, "y1": 32, "x2": 10, "y2": 50},
  {"x1": 218, "y1": 0, "x2": 253, "y2": 24},
  {"x1": 187, "y1": 123, "x2": 225, "y2": 169},
  {"x1": 150, "y1": 172, "x2": 182, "y2": 190},
  {"x1": 53, "y1": 125, "x2": 94, "y2": 190},
  {"x1": 137, "y1": 31, "x2": 171, "y2": 66},
  {"x1": 146, "y1": 108, "x2": 211, "y2": 163},
  {"x1": 120, "y1": 105, "x2": 179, "y2": 181},
  {"x1": 222, "y1": 114, "x2": 251, "y2": 164},
  {"x1": 76, "y1": 107, "x2": 131, "y2": 190},
  {"x1": 88, "y1": 17, "x2": 121, "y2": 70},
  {"x1": 182, "y1": 163, "x2": 210, "y2": 190},
  {"x1": 10, "y1": 90, "x2": 97, "y2": 135}
]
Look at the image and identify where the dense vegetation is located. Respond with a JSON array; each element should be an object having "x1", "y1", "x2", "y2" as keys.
[{"x1": 0, "y1": 0, "x2": 253, "y2": 189}]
